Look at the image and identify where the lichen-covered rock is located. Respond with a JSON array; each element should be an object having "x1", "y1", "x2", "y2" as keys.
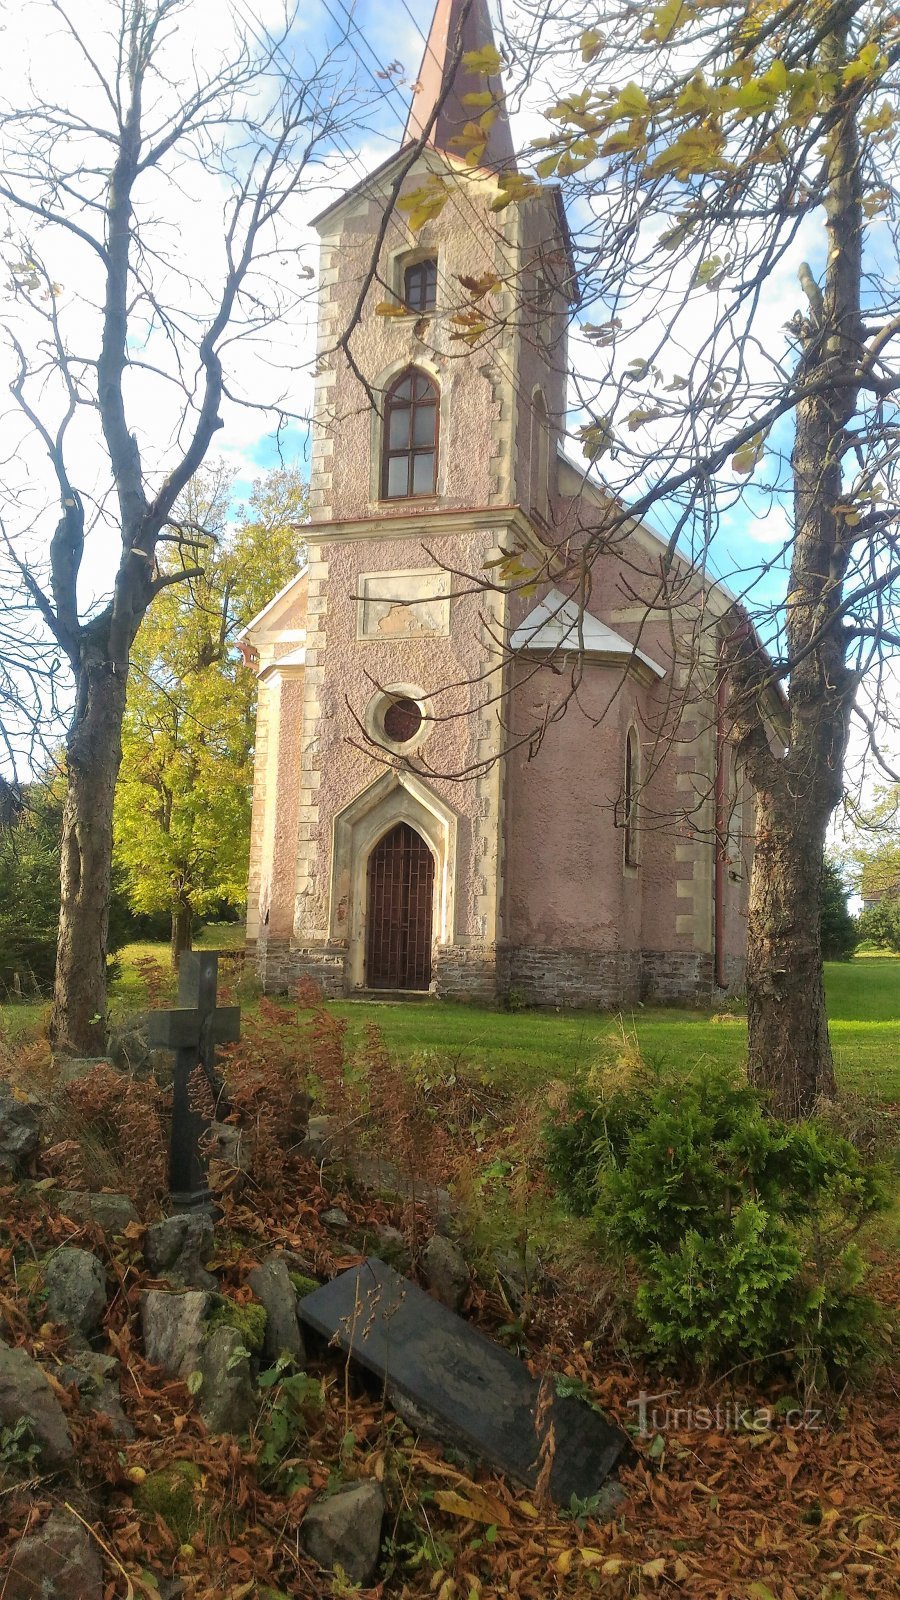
[
  {"x1": 145, "y1": 1212, "x2": 216, "y2": 1290},
  {"x1": 421, "y1": 1235, "x2": 469, "y2": 1312},
  {"x1": 197, "y1": 1326, "x2": 255, "y2": 1435},
  {"x1": 247, "y1": 1256, "x2": 305, "y2": 1365},
  {"x1": 207, "y1": 1120, "x2": 250, "y2": 1193},
  {"x1": 55, "y1": 1056, "x2": 110, "y2": 1086},
  {"x1": 0, "y1": 1078, "x2": 40, "y2": 1176},
  {"x1": 301, "y1": 1481, "x2": 384, "y2": 1586},
  {"x1": 141, "y1": 1289, "x2": 213, "y2": 1378},
  {"x1": 0, "y1": 1339, "x2": 73, "y2": 1469},
  {"x1": 106, "y1": 1016, "x2": 156, "y2": 1076},
  {"x1": 57, "y1": 1191, "x2": 139, "y2": 1234},
  {"x1": 43, "y1": 1248, "x2": 107, "y2": 1339},
  {"x1": 371, "y1": 1224, "x2": 411, "y2": 1274},
  {"x1": 298, "y1": 1114, "x2": 339, "y2": 1163},
  {"x1": 3, "y1": 1510, "x2": 102, "y2": 1600},
  {"x1": 321, "y1": 1207, "x2": 350, "y2": 1230},
  {"x1": 59, "y1": 1351, "x2": 132, "y2": 1439}
]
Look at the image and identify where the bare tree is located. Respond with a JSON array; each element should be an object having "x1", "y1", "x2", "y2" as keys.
[
  {"x1": 0, "y1": 0, "x2": 365, "y2": 1051},
  {"x1": 346, "y1": 0, "x2": 900, "y2": 1115}
]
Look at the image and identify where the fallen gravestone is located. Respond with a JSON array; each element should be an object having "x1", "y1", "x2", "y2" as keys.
[{"x1": 299, "y1": 1258, "x2": 629, "y2": 1506}]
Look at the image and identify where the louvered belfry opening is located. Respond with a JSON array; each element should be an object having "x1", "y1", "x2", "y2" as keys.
[{"x1": 365, "y1": 823, "x2": 435, "y2": 991}]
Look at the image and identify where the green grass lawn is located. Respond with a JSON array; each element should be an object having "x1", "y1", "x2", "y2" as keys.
[
  {"x1": 325, "y1": 956, "x2": 899, "y2": 1100},
  {"x1": 3, "y1": 938, "x2": 897, "y2": 1101}
]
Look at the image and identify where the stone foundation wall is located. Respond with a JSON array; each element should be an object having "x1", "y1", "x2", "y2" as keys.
[
  {"x1": 256, "y1": 941, "x2": 347, "y2": 998},
  {"x1": 432, "y1": 944, "x2": 499, "y2": 1003},
  {"x1": 497, "y1": 946, "x2": 642, "y2": 1009},
  {"x1": 640, "y1": 949, "x2": 745, "y2": 1004},
  {"x1": 254, "y1": 937, "x2": 745, "y2": 1008}
]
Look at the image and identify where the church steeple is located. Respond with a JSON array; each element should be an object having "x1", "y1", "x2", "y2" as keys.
[{"x1": 403, "y1": 0, "x2": 516, "y2": 172}]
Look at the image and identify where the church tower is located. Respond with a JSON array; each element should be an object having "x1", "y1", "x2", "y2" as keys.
[{"x1": 244, "y1": 0, "x2": 576, "y2": 999}]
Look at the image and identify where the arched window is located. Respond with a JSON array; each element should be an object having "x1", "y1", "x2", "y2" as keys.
[
  {"x1": 403, "y1": 257, "x2": 437, "y2": 312},
  {"x1": 529, "y1": 388, "x2": 550, "y2": 521},
  {"x1": 382, "y1": 368, "x2": 439, "y2": 499},
  {"x1": 624, "y1": 727, "x2": 639, "y2": 868}
]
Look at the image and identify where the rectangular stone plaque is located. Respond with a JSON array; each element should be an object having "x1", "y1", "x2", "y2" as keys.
[
  {"x1": 299, "y1": 1258, "x2": 629, "y2": 1505},
  {"x1": 357, "y1": 569, "x2": 451, "y2": 641}
]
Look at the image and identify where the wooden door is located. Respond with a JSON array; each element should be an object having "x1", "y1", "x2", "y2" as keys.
[{"x1": 365, "y1": 823, "x2": 434, "y2": 990}]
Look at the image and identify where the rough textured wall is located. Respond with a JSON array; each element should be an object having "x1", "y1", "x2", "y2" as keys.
[
  {"x1": 504, "y1": 659, "x2": 640, "y2": 949},
  {"x1": 296, "y1": 529, "x2": 508, "y2": 944},
  {"x1": 309, "y1": 160, "x2": 569, "y2": 525}
]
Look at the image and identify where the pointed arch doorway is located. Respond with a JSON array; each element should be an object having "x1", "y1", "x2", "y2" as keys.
[{"x1": 365, "y1": 822, "x2": 435, "y2": 990}]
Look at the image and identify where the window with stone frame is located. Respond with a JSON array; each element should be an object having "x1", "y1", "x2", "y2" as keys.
[
  {"x1": 381, "y1": 368, "x2": 439, "y2": 499},
  {"x1": 403, "y1": 257, "x2": 438, "y2": 313}
]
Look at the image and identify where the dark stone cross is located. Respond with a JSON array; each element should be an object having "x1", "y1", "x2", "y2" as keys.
[{"x1": 147, "y1": 951, "x2": 240, "y2": 1208}]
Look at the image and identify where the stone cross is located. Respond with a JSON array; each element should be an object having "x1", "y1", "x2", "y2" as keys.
[{"x1": 147, "y1": 951, "x2": 240, "y2": 1208}]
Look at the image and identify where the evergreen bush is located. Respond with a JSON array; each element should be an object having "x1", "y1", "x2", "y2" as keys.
[{"x1": 545, "y1": 1064, "x2": 890, "y2": 1380}]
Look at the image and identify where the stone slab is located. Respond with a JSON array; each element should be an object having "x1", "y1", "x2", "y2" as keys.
[{"x1": 298, "y1": 1258, "x2": 629, "y2": 1505}]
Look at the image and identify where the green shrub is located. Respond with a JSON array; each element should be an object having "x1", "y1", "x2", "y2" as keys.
[{"x1": 545, "y1": 1065, "x2": 890, "y2": 1381}]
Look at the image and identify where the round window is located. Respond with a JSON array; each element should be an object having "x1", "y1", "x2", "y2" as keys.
[{"x1": 382, "y1": 695, "x2": 423, "y2": 744}]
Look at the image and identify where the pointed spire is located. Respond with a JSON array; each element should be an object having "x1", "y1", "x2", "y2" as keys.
[{"x1": 404, "y1": 0, "x2": 516, "y2": 172}]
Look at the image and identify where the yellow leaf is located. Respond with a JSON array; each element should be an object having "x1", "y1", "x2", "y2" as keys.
[
  {"x1": 580, "y1": 1547, "x2": 606, "y2": 1567},
  {"x1": 433, "y1": 1488, "x2": 511, "y2": 1528},
  {"x1": 582, "y1": 318, "x2": 622, "y2": 346},
  {"x1": 612, "y1": 81, "x2": 651, "y2": 119},
  {"x1": 535, "y1": 152, "x2": 561, "y2": 177},
  {"x1": 554, "y1": 1548, "x2": 574, "y2": 1576},
  {"x1": 601, "y1": 122, "x2": 648, "y2": 157},
  {"x1": 374, "y1": 301, "x2": 409, "y2": 317},
  {"x1": 644, "y1": 0, "x2": 694, "y2": 44},
  {"x1": 461, "y1": 91, "x2": 496, "y2": 108},
  {"x1": 489, "y1": 173, "x2": 541, "y2": 211},
  {"x1": 642, "y1": 1556, "x2": 667, "y2": 1577},
  {"x1": 844, "y1": 43, "x2": 887, "y2": 86},
  {"x1": 517, "y1": 1499, "x2": 540, "y2": 1519},
  {"x1": 747, "y1": 1586, "x2": 778, "y2": 1600},
  {"x1": 462, "y1": 44, "x2": 503, "y2": 76},
  {"x1": 579, "y1": 418, "x2": 615, "y2": 461},
  {"x1": 676, "y1": 74, "x2": 719, "y2": 116},
  {"x1": 627, "y1": 407, "x2": 665, "y2": 430},
  {"x1": 602, "y1": 1557, "x2": 626, "y2": 1574},
  {"x1": 397, "y1": 178, "x2": 450, "y2": 231},
  {"x1": 649, "y1": 124, "x2": 727, "y2": 178},
  {"x1": 731, "y1": 433, "x2": 767, "y2": 476},
  {"x1": 580, "y1": 29, "x2": 605, "y2": 62}
]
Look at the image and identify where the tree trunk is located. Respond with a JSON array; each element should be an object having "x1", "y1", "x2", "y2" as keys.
[
  {"x1": 171, "y1": 898, "x2": 193, "y2": 968},
  {"x1": 735, "y1": 24, "x2": 861, "y2": 1117},
  {"x1": 745, "y1": 794, "x2": 837, "y2": 1118},
  {"x1": 50, "y1": 660, "x2": 128, "y2": 1056}
]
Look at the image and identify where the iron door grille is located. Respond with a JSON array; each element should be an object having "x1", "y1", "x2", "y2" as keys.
[{"x1": 365, "y1": 823, "x2": 435, "y2": 990}]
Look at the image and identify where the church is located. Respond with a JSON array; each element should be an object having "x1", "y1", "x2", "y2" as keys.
[{"x1": 241, "y1": 0, "x2": 765, "y2": 1008}]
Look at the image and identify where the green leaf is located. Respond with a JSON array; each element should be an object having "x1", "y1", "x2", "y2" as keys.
[{"x1": 186, "y1": 1370, "x2": 203, "y2": 1395}]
